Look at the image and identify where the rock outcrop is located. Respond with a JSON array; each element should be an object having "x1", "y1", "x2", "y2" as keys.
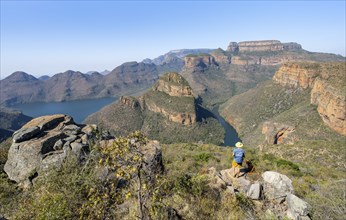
[
  {"x1": 207, "y1": 168, "x2": 311, "y2": 220},
  {"x1": 283, "y1": 42, "x2": 303, "y2": 51},
  {"x1": 184, "y1": 54, "x2": 218, "y2": 70},
  {"x1": 273, "y1": 62, "x2": 346, "y2": 136},
  {"x1": 144, "y1": 72, "x2": 197, "y2": 125},
  {"x1": 227, "y1": 42, "x2": 239, "y2": 53},
  {"x1": 262, "y1": 122, "x2": 296, "y2": 145},
  {"x1": 210, "y1": 48, "x2": 232, "y2": 65},
  {"x1": 120, "y1": 96, "x2": 143, "y2": 110},
  {"x1": 4, "y1": 114, "x2": 103, "y2": 187},
  {"x1": 152, "y1": 72, "x2": 193, "y2": 97},
  {"x1": 86, "y1": 72, "x2": 197, "y2": 127}
]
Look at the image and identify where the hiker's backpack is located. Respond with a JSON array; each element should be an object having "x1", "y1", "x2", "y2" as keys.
[{"x1": 234, "y1": 149, "x2": 244, "y2": 163}]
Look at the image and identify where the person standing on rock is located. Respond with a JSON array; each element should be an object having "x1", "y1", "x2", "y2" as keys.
[{"x1": 232, "y1": 142, "x2": 245, "y2": 178}]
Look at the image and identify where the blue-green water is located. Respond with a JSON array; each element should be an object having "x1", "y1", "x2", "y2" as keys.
[
  {"x1": 211, "y1": 106, "x2": 241, "y2": 147},
  {"x1": 11, "y1": 97, "x2": 117, "y2": 123}
]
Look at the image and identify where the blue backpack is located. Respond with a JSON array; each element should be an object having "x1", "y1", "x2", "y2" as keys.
[{"x1": 234, "y1": 148, "x2": 245, "y2": 163}]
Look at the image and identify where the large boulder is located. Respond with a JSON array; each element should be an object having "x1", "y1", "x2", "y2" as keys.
[
  {"x1": 262, "y1": 171, "x2": 294, "y2": 199},
  {"x1": 4, "y1": 114, "x2": 101, "y2": 186}
]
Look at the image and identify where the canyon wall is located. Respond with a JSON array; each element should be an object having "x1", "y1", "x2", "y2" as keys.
[{"x1": 273, "y1": 62, "x2": 346, "y2": 135}]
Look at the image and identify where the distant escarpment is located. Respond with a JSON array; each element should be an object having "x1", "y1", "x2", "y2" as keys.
[
  {"x1": 84, "y1": 72, "x2": 224, "y2": 144},
  {"x1": 179, "y1": 41, "x2": 343, "y2": 105},
  {"x1": 181, "y1": 48, "x2": 278, "y2": 105},
  {"x1": 225, "y1": 40, "x2": 344, "y2": 66}
]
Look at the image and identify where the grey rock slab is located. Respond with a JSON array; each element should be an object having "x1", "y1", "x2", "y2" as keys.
[
  {"x1": 4, "y1": 141, "x2": 42, "y2": 182},
  {"x1": 286, "y1": 193, "x2": 310, "y2": 216},
  {"x1": 63, "y1": 124, "x2": 81, "y2": 135},
  {"x1": 13, "y1": 126, "x2": 41, "y2": 143},
  {"x1": 237, "y1": 177, "x2": 251, "y2": 193},
  {"x1": 53, "y1": 139, "x2": 64, "y2": 150},
  {"x1": 64, "y1": 135, "x2": 77, "y2": 143},
  {"x1": 4, "y1": 131, "x2": 65, "y2": 183},
  {"x1": 247, "y1": 183, "x2": 261, "y2": 200}
]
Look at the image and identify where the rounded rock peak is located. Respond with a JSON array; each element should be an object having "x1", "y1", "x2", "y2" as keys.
[{"x1": 160, "y1": 72, "x2": 189, "y2": 86}]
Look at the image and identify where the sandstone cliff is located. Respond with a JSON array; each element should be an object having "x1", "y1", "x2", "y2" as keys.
[
  {"x1": 238, "y1": 40, "x2": 284, "y2": 52},
  {"x1": 184, "y1": 54, "x2": 218, "y2": 70},
  {"x1": 225, "y1": 40, "x2": 343, "y2": 66},
  {"x1": 273, "y1": 62, "x2": 346, "y2": 135},
  {"x1": 210, "y1": 48, "x2": 232, "y2": 65},
  {"x1": 310, "y1": 63, "x2": 346, "y2": 135},
  {"x1": 227, "y1": 40, "x2": 302, "y2": 53},
  {"x1": 273, "y1": 62, "x2": 320, "y2": 89}
]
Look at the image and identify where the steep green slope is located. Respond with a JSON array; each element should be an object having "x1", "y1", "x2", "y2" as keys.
[{"x1": 220, "y1": 65, "x2": 346, "y2": 219}]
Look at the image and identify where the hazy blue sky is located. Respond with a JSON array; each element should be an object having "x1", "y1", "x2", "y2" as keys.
[{"x1": 1, "y1": 1, "x2": 345, "y2": 78}]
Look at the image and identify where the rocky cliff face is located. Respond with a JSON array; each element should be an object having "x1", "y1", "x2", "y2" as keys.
[
  {"x1": 273, "y1": 62, "x2": 346, "y2": 136},
  {"x1": 184, "y1": 54, "x2": 218, "y2": 70},
  {"x1": 310, "y1": 63, "x2": 346, "y2": 135},
  {"x1": 225, "y1": 40, "x2": 343, "y2": 66},
  {"x1": 283, "y1": 42, "x2": 302, "y2": 51},
  {"x1": 210, "y1": 48, "x2": 232, "y2": 65},
  {"x1": 238, "y1": 40, "x2": 284, "y2": 52},
  {"x1": 226, "y1": 40, "x2": 302, "y2": 53},
  {"x1": 273, "y1": 62, "x2": 320, "y2": 89}
]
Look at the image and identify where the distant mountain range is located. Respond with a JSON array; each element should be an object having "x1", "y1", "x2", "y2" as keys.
[{"x1": 1, "y1": 40, "x2": 344, "y2": 107}]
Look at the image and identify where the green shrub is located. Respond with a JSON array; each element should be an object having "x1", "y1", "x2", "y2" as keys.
[{"x1": 194, "y1": 152, "x2": 214, "y2": 162}]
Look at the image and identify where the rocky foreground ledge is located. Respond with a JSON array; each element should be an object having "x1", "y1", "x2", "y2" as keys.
[
  {"x1": 4, "y1": 114, "x2": 103, "y2": 187},
  {"x1": 4, "y1": 114, "x2": 163, "y2": 189}
]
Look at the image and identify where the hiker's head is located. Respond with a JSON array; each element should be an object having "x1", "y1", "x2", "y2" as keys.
[{"x1": 235, "y1": 142, "x2": 243, "y2": 148}]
